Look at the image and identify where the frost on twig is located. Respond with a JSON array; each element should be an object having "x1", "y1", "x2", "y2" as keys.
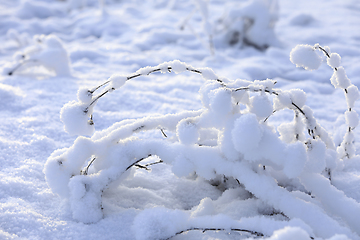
[{"x1": 45, "y1": 48, "x2": 360, "y2": 239}]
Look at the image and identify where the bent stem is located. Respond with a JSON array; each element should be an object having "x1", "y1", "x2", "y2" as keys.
[
  {"x1": 315, "y1": 44, "x2": 357, "y2": 158},
  {"x1": 84, "y1": 61, "x2": 324, "y2": 143},
  {"x1": 166, "y1": 227, "x2": 265, "y2": 240},
  {"x1": 85, "y1": 65, "x2": 223, "y2": 112},
  {"x1": 80, "y1": 157, "x2": 96, "y2": 175},
  {"x1": 233, "y1": 86, "x2": 315, "y2": 139},
  {"x1": 8, "y1": 59, "x2": 38, "y2": 75}
]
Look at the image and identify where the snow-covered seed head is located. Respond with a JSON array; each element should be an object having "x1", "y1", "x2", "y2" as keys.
[
  {"x1": 290, "y1": 44, "x2": 322, "y2": 71},
  {"x1": 199, "y1": 81, "x2": 222, "y2": 108},
  {"x1": 331, "y1": 67, "x2": 351, "y2": 89},
  {"x1": 169, "y1": 60, "x2": 187, "y2": 74},
  {"x1": 200, "y1": 67, "x2": 219, "y2": 81},
  {"x1": 345, "y1": 85, "x2": 360, "y2": 109},
  {"x1": 289, "y1": 89, "x2": 306, "y2": 109},
  {"x1": 232, "y1": 89, "x2": 249, "y2": 104},
  {"x1": 13, "y1": 52, "x2": 25, "y2": 61},
  {"x1": 60, "y1": 101, "x2": 95, "y2": 136},
  {"x1": 249, "y1": 94, "x2": 273, "y2": 120},
  {"x1": 108, "y1": 74, "x2": 127, "y2": 89},
  {"x1": 327, "y1": 53, "x2": 341, "y2": 69},
  {"x1": 345, "y1": 110, "x2": 359, "y2": 128},
  {"x1": 209, "y1": 88, "x2": 233, "y2": 116},
  {"x1": 77, "y1": 88, "x2": 93, "y2": 104},
  {"x1": 232, "y1": 114, "x2": 263, "y2": 152},
  {"x1": 176, "y1": 119, "x2": 199, "y2": 145},
  {"x1": 273, "y1": 91, "x2": 292, "y2": 111}
]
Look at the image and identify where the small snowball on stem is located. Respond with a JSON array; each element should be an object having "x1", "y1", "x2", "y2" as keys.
[
  {"x1": 109, "y1": 74, "x2": 128, "y2": 89},
  {"x1": 345, "y1": 110, "x2": 359, "y2": 128},
  {"x1": 232, "y1": 114, "x2": 263, "y2": 152},
  {"x1": 249, "y1": 94, "x2": 273, "y2": 120},
  {"x1": 77, "y1": 88, "x2": 93, "y2": 104},
  {"x1": 169, "y1": 60, "x2": 188, "y2": 74},
  {"x1": 176, "y1": 120, "x2": 199, "y2": 145},
  {"x1": 60, "y1": 101, "x2": 95, "y2": 136},
  {"x1": 346, "y1": 85, "x2": 360, "y2": 109},
  {"x1": 209, "y1": 88, "x2": 233, "y2": 116},
  {"x1": 331, "y1": 67, "x2": 351, "y2": 89},
  {"x1": 289, "y1": 89, "x2": 306, "y2": 109},
  {"x1": 290, "y1": 44, "x2": 322, "y2": 71},
  {"x1": 200, "y1": 67, "x2": 218, "y2": 81},
  {"x1": 327, "y1": 53, "x2": 341, "y2": 69}
]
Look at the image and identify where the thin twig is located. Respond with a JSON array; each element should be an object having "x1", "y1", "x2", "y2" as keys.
[
  {"x1": 264, "y1": 110, "x2": 276, "y2": 122},
  {"x1": 134, "y1": 164, "x2": 150, "y2": 171},
  {"x1": 126, "y1": 154, "x2": 152, "y2": 171},
  {"x1": 145, "y1": 160, "x2": 163, "y2": 167},
  {"x1": 316, "y1": 45, "x2": 337, "y2": 71},
  {"x1": 317, "y1": 46, "x2": 331, "y2": 59},
  {"x1": 90, "y1": 80, "x2": 111, "y2": 93},
  {"x1": 87, "y1": 65, "x2": 224, "y2": 108},
  {"x1": 132, "y1": 160, "x2": 163, "y2": 171},
  {"x1": 85, "y1": 88, "x2": 114, "y2": 112},
  {"x1": 8, "y1": 59, "x2": 38, "y2": 75},
  {"x1": 291, "y1": 102, "x2": 306, "y2": 116},
  {"x1": 80, "y1": 157, "x2": 97, "y2": 175},
  {"x1": 133, "y1": 125, "x2": 145, "y2": 132},
  {"x1": 316, "y1": 44, "x2": 356, "y2": 158},
  {"x1": 165, "y1": 227, "x2": 265, "y2": 240},
  {"x1": 160, "y1": 129, "x2": 167, "y2": 138}
]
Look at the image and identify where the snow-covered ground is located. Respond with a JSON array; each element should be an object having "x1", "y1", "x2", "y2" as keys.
[{"x1": 1, "y1": 0, "x2": 360, "y2": 239}]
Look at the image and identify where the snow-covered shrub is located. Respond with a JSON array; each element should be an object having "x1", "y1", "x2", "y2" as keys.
[
  {"x1": 180, "y1": 0, "x2": 279, "y2": 53},
  {"x1": 44, "y1": 47, "x2": 360, "y2": 239},
  {"x1": 214, "y1": 0, "x2": 280, "y2": 50},
  {"x1": 2, "y1": 34, "x2": 71, "y2": 77},
  {"x1": 178, "y1": 0, "x2": 214, "y2": 54}
]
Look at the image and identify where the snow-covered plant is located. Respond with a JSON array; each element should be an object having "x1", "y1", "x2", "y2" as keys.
[
  {"x1": 290, "y1": 44, "x2": 359, "y2": 160},
  {"x1": 215, "y1": 0, "x2": 280, "y2": 49},
  {"x1": 180, "y1": 0, "x2": 279, "y2": 53},
  {"x1": 2, "y1": 34, "x2": 71, "y2": 77},
  {"x1": 44, "y1": 45, "x2": 360, "y2": 239},
  {"x1": 179, "y1": 0, "x2": 214, "y2": 55}
]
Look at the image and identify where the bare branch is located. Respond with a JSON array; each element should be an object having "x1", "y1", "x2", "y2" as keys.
[
  {"x1": 126, "y1": 154, "x2": 152, "y2": 171},
  {"x1": 80, "y1": 157, "x2": 96, "y2": 175}
]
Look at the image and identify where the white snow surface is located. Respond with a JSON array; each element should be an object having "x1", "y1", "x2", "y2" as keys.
[{"x1": 1, "y1": 0, "x2": 360, "y2": 239}]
